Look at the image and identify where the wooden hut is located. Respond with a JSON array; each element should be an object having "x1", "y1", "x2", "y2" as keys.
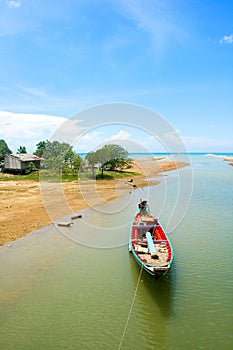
[{"x1": 4, "y1": 154, "x2": 42, "y2": 174}]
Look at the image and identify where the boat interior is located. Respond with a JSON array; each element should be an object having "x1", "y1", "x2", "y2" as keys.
[{"x1": 131, "y1": 212, "x2": 172, "y2": 267}]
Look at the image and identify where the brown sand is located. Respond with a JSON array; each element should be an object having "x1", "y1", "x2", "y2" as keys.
[
  {"x1": 0, "y1": 159, "x2": 188, "y2": 246},
  {"x1": 223, "y1": 156, "x2": 233, "y2": 167}
]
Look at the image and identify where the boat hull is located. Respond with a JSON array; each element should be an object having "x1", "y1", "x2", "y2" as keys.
[
  {"x1": 129, "y1": 201, "x2": 174, "y2": 278},
  {"x1": 129, "y1": 246, "x2": 171, "y2": 278}
]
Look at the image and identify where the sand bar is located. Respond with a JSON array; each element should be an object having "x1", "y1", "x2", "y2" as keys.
[{"x1": 0, "y1": 159, "x2": 188, "y2": 245}]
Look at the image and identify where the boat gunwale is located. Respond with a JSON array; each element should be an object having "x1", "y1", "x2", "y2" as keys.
[{"x1": 129, "y1": 203, "x2": 174, "y2": 277}]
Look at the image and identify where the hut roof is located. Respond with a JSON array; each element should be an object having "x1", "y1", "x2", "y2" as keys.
[{"x1": 5, "y1": 154, "x2": 42, "y2": 161}]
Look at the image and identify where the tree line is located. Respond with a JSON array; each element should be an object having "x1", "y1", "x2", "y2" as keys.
[{"x1": 0, "y1": 139, "x2": 131, "y2": 177}]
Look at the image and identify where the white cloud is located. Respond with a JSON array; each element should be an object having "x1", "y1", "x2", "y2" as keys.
[
  {"x1": 182, "y1": 135, "x2": 233, "y2": 152},
  {"x1": 75, "y1": 130, "x2": 132, "y2": 153},
  {"x1": 75, "y1": 128, "x2": 156, "y2": 153},
  {"x1": 74, "y1": 131, "x2": 103, "y2": 153},
  {"x1": 106, "y1": 130, "x2": 130, "y2": 141},
  {"x1": 2, "y1": 110, "x2": 231, "y2": 155},
  {"x1": 0, "y1": 111, "x2": 66, "y2": 153},
  {"x1": 104, "y1": 129, "x2": 168, "y2": 153},
  {"x1": 219, "y1": 34, "x2": 233, "y2": 44},
  {"x1": 115, "y1": 0, "x2": 186, "y2": 51},
  {"x1": 7, "y1": 0, "x2": 21, "y2": 8},
  {"x1": 16, "y1": 84, "x2": 47, "y2": 97}
]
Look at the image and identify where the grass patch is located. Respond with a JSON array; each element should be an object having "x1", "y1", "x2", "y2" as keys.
[
  {"x1": 0, "y1": 171, "x2": 39, "y2": 181},
  {"x1": 0, "y1": 170, "x2": 141, "y2": 182},
  {"x1": 79, "y1": 170, "x2": 140, "y2": 180}
]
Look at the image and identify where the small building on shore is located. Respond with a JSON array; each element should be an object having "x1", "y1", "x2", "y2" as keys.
[{"x1": 4, "y1": 154, "x2": 42, "y2": 174}]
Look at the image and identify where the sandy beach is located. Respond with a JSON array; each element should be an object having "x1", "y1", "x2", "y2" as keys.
[
  {"x1": 0, "y1": 158, "x2": 188, "y2": 246},
  {"x1": 223, "y1": 156, "x2": 233, "y2": 166},
  {"x1": 206, "y1": 154, "x2": 233, "y2": 167}
]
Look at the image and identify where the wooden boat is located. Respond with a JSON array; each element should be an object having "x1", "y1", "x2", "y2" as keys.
[{"x1": 129, "y1": 200, "x2": 174, "y2": 278}]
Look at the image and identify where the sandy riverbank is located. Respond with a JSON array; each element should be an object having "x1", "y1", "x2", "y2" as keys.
[
  {"x1": 223, "y1": 156, "x2": 233, "y2": 166},
  {"x1": 206, "y1": 154, "x2": 233, "y2": 167},
  {"x1": 0, "y1": 158, "x2": 188, "y2": 246}
]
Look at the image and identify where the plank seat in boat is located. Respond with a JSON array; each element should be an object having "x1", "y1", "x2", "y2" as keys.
[
  {"x1": 132, "y1": 224, "x2": 155, "y2": 229},
  {"x1": 132, "y1": 240, "x2": 148, "y2": 245},
  {"x1": 134, "y1": 245, "x2": 149, "y2": 253}
]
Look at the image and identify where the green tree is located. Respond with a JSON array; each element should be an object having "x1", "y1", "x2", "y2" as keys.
[
  {"x1": 26, "y1": 161, "x2": 37, "y2": 174},
  {"x1": 106, "y1": 144, "x2": 128, "y2": 159},
  {"x1": 17, "y1": 145, "x2": 27, "y2": 154},
  {"x1": 34, "y1": 141, "x2": 47, "y2": 157},
  {"x1": 41, "y1": 140, "x2": 82, "y2": 174},
  {"x1": 95, "y1": 146, "x2": 110, "y2": 176},
  {"x1": 0, "y1": 140, "x2": 12, "y2": 160},
  {"x1": 85, "y1": 151, "x2": 98, "y2": 178},
  {"x1": 102, "y1": 144, "x2": 130, "y2": 171},
  {"x1": 42, "y1": 141, "x2": 70, "y2": 171},
  {"x1": 62, "y1": 147, "x2": 83, "y2": 175},
  {"x1": 86, "y1": 144, "x2": 130, "y2": 177},
  {"x1": 106, "y1": 157, "x2": 132, "y2": 171}
]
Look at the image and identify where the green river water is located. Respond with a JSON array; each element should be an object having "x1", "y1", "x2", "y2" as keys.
[{"x1": 0, "y1": 155, "x2": 232, "y2": 349}]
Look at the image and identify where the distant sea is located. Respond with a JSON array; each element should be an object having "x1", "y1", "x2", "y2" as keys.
[{"x1": 79, "y1": 152, "x2": 233, "y2": 159}]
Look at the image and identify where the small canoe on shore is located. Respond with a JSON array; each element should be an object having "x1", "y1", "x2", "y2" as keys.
[{"x1": 129, "y1": 200, "x2": 174, "y2": 278}]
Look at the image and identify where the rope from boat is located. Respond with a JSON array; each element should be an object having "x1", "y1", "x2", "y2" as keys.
[{"x1": 118, "y1": 264, "x2": 143, "y2": 349}]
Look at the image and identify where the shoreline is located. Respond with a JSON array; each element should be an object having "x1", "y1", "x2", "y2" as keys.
[
  {"x1": 206, "y1": 154, "x2": 233, "y2": 166},
  {"x1": 0, "y1": 159, "x2": 189, "y2": 246},
  {"x1": 222, "y1": 156, "x2": 233, "y2": 167}
]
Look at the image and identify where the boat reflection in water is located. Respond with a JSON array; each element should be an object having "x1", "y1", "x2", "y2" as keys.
[
  {"x1": 128, "y1": 253, "x2": 174, "y2": 318},
  {"x1": 123, "y1": 254, "x2": 175, "y2": 348}
]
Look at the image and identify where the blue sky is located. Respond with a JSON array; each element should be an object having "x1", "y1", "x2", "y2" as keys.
[{"x1": 0, "y1": 0, "x2": 232, "y2": 153}]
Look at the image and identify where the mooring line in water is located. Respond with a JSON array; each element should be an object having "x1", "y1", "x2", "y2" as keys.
[{"x1": 118, "y1": 265, "x2": 143, "y2": 350}]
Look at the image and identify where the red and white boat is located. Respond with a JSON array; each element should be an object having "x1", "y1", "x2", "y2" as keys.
[{"x1": 129, "y1": 200, "x2": 174, "y2": 278}]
